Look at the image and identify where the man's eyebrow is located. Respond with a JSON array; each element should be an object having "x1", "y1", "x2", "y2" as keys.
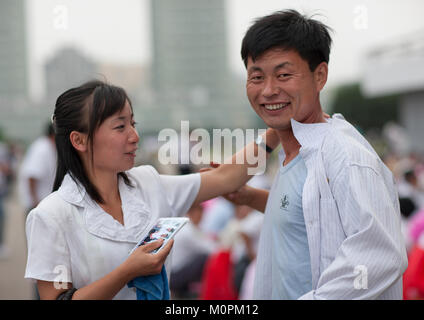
[
  {"x1": 247, "y1": 66, "x2": 263, "y2": 74},
  {"x1": 274, "y1": 62, "x2": 293, "y2": 70},
  {"x1": 248, "y1": 62, "x2": 293, "y2": 74}
]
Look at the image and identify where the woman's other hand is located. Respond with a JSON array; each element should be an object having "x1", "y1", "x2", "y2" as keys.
[{"x1": 124, "y1": 239, "x2": 174, "y2": 279}]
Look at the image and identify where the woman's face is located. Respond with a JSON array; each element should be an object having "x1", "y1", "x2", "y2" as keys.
[{"x1": 90, "y1": 100, "x2": 139, "y2": 175}]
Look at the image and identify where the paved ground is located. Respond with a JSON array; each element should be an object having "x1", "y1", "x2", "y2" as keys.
[{"x1": 0, "y1": 184, "x2": 33, "y2": 299}]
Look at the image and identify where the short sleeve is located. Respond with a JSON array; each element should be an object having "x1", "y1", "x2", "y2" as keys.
[
  {"x1": 25, "y1": 209, "x2": 72, "y2": 283},
  {"x1": 158, "y1": 173, "x2": 201, "y2": 217}
]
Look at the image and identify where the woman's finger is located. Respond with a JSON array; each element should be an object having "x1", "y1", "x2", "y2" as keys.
[
  {"x1": 156, "y1": 239, "x2": 174, "y2": 260},
  {"x1": 140, "y1": 239, "x2": 164, "y2": 253}
]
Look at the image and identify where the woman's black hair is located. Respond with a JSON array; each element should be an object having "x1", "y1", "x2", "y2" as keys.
[
  {"x1": 52, "y1": 80, "x2": 133, "y2": 204},
  {"x1": 241, "y1": 9, "x2": 333, "y2": 71}
]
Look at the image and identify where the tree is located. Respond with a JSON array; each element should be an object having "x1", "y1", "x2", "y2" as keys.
[{"x1": 331, "y1": 83, "x2": 400, "y2": 133}]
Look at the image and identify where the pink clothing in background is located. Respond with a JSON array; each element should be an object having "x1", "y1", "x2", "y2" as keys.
[{"x1": 408, "y1": 209, "x2": 424, "y2": 244}]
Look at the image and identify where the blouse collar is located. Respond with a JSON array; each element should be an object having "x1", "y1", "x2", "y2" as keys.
[{"x1": 58, "y1": 172, "x2": 151, "y2": 243}]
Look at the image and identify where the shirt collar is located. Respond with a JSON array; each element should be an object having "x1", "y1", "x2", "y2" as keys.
[
  {"x1": 290, "y1": 118, "x2": 331, "y2": 150},
  {"x1": 57, "y1": 171, "x2": 151, "y2": 243},
  {"x1": 278, "y1": 116, "x2": 338, "y2": 162},
  {"x1": 58, "y1": 173, "x2": 86, "y2": 206}
]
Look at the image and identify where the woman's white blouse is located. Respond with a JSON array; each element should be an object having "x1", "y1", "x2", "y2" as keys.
[{"x1": 24, "y1": 165, "x2": 201, "y2": 300}]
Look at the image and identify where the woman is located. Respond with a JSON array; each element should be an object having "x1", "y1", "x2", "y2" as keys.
[{"x1": 24, "y1": 80, "x2": 278, "y2": 300}]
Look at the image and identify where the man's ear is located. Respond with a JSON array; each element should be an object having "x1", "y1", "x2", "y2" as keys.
[
  {"x1": 69, "y1": 131, "x2": 88, "y2": 152},
  {"x1": 314, "y1": 62, "x2": 328, "y2": 92}
]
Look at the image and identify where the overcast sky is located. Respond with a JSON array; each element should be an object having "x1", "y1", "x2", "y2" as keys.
[{"x1": 26, "y1": 0, "x2": 424, "y2": 100}]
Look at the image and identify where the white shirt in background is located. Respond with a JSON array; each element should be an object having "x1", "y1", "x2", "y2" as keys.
[
  {"x1": 18, "y1": 136, "x2": 57, "y2": 209},
  {"x1": 171, "y1": 222, "x2": 217, "y2": 273}
]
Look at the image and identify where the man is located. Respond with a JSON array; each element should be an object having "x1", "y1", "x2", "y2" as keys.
[
  {"x1": 19, "y1": 122, "x2": 57, "y2": 214},
  {"x1": 234, "y1": 10, "x2": 407, "y2": 299}
]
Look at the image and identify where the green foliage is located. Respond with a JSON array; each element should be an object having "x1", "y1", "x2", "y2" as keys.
[{"x1": 331, "y1": 83, "x2": 400, "y2": 133}]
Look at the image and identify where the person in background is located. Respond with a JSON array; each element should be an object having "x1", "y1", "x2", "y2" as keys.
[
  {"x1": 18, "y1": 122, "x2": 57, "y2": 215},
  {"x1": 199, "y1": 197, "x2": 235, "y2": 240},
  {"x1": 0, "y1": 141, "x2": 12, "y2": 258},
  {"x1": 219, "y1": 204, "x2": 263, "y2": 296},
  {"x1": 399, "y1": 197, "x2": 418, "y2": 252},
  {"x1": 398, "y1": 169, "x2": 424, "y2": 210},
  {"x1": 170, "y1": 203, "x2": 218, "y2": 298}
]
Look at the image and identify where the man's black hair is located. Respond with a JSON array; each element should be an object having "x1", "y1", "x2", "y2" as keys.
[
  {"x1": 241, "y1": 9, "x2": 333, "y2": 71},
  {"x1": 399, "y1": 197, "x2": 416, "y2": 219},
  {"x1": 404, "y1": 170, "x2": 416, "y2": 183}
]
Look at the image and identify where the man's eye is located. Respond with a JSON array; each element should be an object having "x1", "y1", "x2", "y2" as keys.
[
  {"x1": 115, "y1": 125, "x2": 125, "y2": 130},
  {"x1": 278, "y1": 73, "x2": 291, "y2": 78},
  {"x1": 131, "y1": 121, "x2": 137, "y2": 127},
  {"x1": 250, "y1": 75, "x2": 263, "y2": 81}
]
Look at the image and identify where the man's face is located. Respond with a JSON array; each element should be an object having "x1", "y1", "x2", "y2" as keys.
[{"x1": 246, "y1": 48, "x2": 327, "y2": 130}]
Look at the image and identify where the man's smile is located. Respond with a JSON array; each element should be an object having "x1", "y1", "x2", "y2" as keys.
[{"x1": 261, "y1": 102, "x2": 291, "y2": 111}]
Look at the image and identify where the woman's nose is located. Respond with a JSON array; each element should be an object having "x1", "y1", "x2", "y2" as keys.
[{"x1": 129, "y1": 126, "x2": 140, "y2": 144}]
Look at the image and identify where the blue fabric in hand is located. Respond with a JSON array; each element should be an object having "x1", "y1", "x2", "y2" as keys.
[{"x1": 127, "y1": 266, "x2": 170, "y2": 300}]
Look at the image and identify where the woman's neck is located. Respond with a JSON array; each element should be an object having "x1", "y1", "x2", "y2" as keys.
[{"x1": 88, "y1": 169, "x2": 121, "y2": 205}]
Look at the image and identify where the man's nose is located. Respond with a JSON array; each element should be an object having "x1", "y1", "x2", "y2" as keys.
[{"x1": 262, "y1": 78, "x2": 280, "y2": 98}]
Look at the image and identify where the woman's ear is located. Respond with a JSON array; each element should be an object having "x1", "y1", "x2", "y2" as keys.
[{"x1": 69, "y1": 131, "x2": 88, "y2": 152}]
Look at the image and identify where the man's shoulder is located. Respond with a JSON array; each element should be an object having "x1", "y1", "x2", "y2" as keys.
[{"x1": 321, "y1": 118, "x2": 382, "y2": 177}]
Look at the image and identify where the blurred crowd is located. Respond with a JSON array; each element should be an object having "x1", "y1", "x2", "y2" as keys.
[
  {"x1": 0, "y1": 139, "x2": 19, "y2": 258},
  {"x1": 1, "y1": 123, "x2": 424, "y2": 300},
  {"x1": 384, "y1": 152, "x2": 424, "y2": 299}
]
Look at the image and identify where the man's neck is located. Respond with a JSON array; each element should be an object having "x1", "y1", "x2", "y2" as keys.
[
  {"x1": 276, "y1": 129, "x2": 301, "y2": 166},
  {"x1": 276, "y1": 110, "x2": 327, "y2": 165}
]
